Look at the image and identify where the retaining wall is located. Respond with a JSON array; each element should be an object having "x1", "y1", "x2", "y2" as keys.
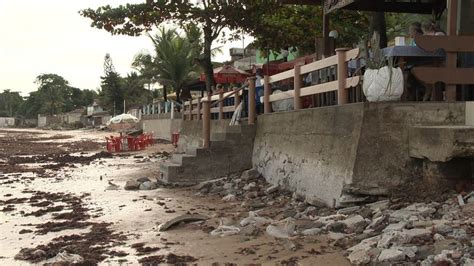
[{"x1": 252, "y1": 102, "x2": 466, "y2": 207}]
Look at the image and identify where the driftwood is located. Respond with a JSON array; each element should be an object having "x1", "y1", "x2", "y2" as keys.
[{"x1": 158, "y1": 214, "x2": 208, "y2": 232}]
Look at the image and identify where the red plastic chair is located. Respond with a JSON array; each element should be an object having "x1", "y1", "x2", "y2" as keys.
[
  {"x1": 111, "y1": 136, "x2": 122, "y2": 152},
  {"x1": 105, "y1": 137, "x2": 114, "y2": 152},
  {"x1": 127, "y1": 136, "x2": 136, "y2": 151}
]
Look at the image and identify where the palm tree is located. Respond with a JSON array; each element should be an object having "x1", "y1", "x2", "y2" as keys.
[{"x1": 132, "y1": 27, "x2": 198, "y2": 103}]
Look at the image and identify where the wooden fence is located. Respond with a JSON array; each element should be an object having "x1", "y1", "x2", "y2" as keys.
[{"x1": 182, "y1": 47, "x2": 363, "y2": 148}]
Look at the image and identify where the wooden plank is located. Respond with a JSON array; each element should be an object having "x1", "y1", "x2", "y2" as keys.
[
  {"x1": 269, "y1": 69, "x2": 295, "y2": 83},
  {"x1": 415, "y1": 36, "x2": 474, "y2": 52},
  {"x1": 210, "y1": 106, "x2": 235, "y2": 114},
  {"x1": 300, "y1": 48, "x2": 359, "y2": 75},
  {"x1": 412, "y1": 67, "x2": 474, "y2": 85},
  {"x1": 264, "y1": 76, "x2": 361, "y2": 102}
]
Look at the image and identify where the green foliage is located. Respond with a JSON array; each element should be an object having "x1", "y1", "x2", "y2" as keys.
[
  {"x1": 132, "y1": 27, "x2": 199, "y2": 102},
  {"x1": 0, "y1": 90, "x2": 24, "y2": 117},
  {"x1": 101, "y1": 54, "x2": 152, "y2": 114},
  {"x1": 80, "y1": 0, "x2": 273, "y2": 92},
  {"x1": 13, "y1": 74, "x2": 97, "y2": 118}
]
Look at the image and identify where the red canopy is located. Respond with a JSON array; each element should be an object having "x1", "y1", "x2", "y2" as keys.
[{"x1": 200, "y1": 65, "x2": 250, "y2": 84}]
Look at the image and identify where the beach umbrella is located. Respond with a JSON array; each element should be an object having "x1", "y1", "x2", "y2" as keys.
[{"x1": 107, "y1": 113, "x2": 139, "y2": 131}]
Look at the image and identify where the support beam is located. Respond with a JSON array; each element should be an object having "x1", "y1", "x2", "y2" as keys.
[
  {"x1": 336, "y1": 48, "x2": 349, "y2": 105},
  {"x1": 248, "y1": 77, "x2": 256, "y2": 125},
  {"x1": 446, "y1": 0, "x2": 459, "y2": 102},
  {"x1": 202, "y1": 94, "x2": 211, "y2": 148},
  {"x1": 263, "y1": 75, "x2": 271, "y2": 114},
  {"x1": 294, "y1": 63, "x2": 303, "y2": 110}
]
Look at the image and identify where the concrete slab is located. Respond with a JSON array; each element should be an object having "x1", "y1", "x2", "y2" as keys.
[{"x1": 409, "y1": 125, "x2": 474, "y2": 162}]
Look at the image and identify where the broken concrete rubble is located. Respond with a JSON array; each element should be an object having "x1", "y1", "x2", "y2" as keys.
[{"x1": 192, "y1": 168, "x2": 473, "y2": 265}]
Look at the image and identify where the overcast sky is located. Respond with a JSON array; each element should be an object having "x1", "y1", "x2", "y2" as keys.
[{"x1": 0, "y1": 0, "x2": 250, "y2": 96}]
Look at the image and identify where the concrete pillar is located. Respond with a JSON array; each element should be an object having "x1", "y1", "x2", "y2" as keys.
[
  {"x1": 158, "y1": 103, "x2": 162, "y2": 114},
  {"x1": 294, "y1": 63, "x2": 303, "y2": 110},
  {"x1": 189, "y1": 98, "x2": 193, "y2": 120},
  {"x1": 197, "y1": 98, "x2": 202, "y2": 120},
  {"x1": 202, "y1": 94, "x2": 211, "y2": 148},
  {"x1": 264, "y1": 75, "x2": 271, "y2": 114},
  {"x1": 171, "y1": 102, "x2": 175, "y2": 119},
  {"x1": 248, "y1": 77, "x2": 256, "y2": 125},
  {"x1": 336, "y1": 48, "x2": 349, "y2": 105}
]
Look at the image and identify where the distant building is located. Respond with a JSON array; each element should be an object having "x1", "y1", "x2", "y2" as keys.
[{"x1": 0, "y1": 117, "x2": 15, "y2": 128}]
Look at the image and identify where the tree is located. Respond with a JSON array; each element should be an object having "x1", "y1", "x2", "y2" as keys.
[
  {"x1": 80, "y1": 0, "x2": 270, "y2": 92},
  {"x1": 100, "y1": 54, "x2": 125, "y2": 115},
  {"x1": 34, "y1": 74, "x2": 70, "y2": 115},
  {"x1": 248, "y1": 5, "x2": 369, "y2": 56},
  {"x1": 0, "y1": 90, "x2": 23, "y2": 117},
  {"x1": 133, "y1": 28, "x2": 199, "y2": 102}
]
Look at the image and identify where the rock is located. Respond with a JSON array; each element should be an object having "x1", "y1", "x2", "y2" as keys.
[
  {"x1": 266, "y1": 218, "x2": 296, "y2": 239},
  {"x1": 245, "y1": 191, "x2": 258, "y2": 199},
  {"x1": 139, "y1": 181, "x2": 158, "y2": 190},
  {"x1": 366, "y1": 200, "x2": 390, "y2": 211},
  {"x1": 389, "y1": 209, "x2": 418, "y2": 222},
  {"x1": 124, "y1": 180, "x2": 140, "y2": 190},
  {"x1": 448, "y1": 228, "x2": 468, "y2": 240},
  {"x1": 367, "y1": 215, "x2": 387, "y2": 230},
  {"x1": 337, "y1": 206, "x2": 360, "y2": 215},
  {"x1": 301, "y1": 228, "x2": 322, "y2": 236},
  {"x1": 383, "y1": 221, "x2": 407, "y2": 232},
  {"x1": 377, "y1": 231, "x2": 410, "y2": 248},
  {"x1": 210, "y1": 225, "x2": 240, "y2": 237},
  {"x1": 240, "y1": 225, "x2": 261, "y2": 237},
  {"x1": 210, "y1": 185, "x2": 224, "y2": 194},
  {"x1": 327, "y1": 222, "x2": 347, "y2": 233},
  {"x1": 282, "y1": 239, "x2": 297, "y2": 251},
  {"x1": 265, "y1": 184, "x2": 279, "y2": 194},
  {"x1": 243, "y1": 182, "x2": 256, "y2": 191},
  {"x1": 348, "y1": 236, "x2": 381, "y2": 253},
  {"x1": 14, "y1": 248, "x2": 46, "y2": 260},
  {"x1": 433, "y1": 239, "x2": 462, "y2": 254},
  {"x1": 404, "y1": 228, "x2": 431, "y2": 240},
  {"x1": 336, "y1": 193, "x2": 370, "y2": 207},
  {"x1": 341, "y1": 215, "x2": 367, "y2": 232},
  {"x1": 433, "y1": 223, "x2": 453, "y2": 235},
  {"x1": 240, "y1": 212, "x2": 272, "y2": 227},
  {"x1": 222, "y1": 182, "x2": 233, "y2": 191},
  {"x1": 44, "y1": 251, "x2": 84, "y2": 264},
  {"x1": 303, "y1": 206, "x2": 318, "y2": 217},
  {"x1": 328, "y1": 232, "x2": 348, "y2": 241},
  {"x1": 378, "y1": 248, "x2": 405, "y2": 262},
  {"x1": 136, "y1": 177, "x2": 151, "y2": 183},
  {"x1": 348, "y1": 248, "x2": 380, "y2": 265},
  {"x1": 433, "y1": 233, "x2": 445, "y2": 241},
  {"x1": 222, "y1": 194, "x2": 236, "y2": 201},
  {"x1": 241, "y1": 169, "x2": 259, "y2": 181}
]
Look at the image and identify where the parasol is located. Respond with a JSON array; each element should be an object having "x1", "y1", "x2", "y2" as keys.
[{"x1": 107, "y1": 113, "x2": 139, "y2": 131}]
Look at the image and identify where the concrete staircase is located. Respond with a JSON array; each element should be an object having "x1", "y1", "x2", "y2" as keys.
[{"x1": 159, "y1": 124, "x2": 256, "y2": 185}]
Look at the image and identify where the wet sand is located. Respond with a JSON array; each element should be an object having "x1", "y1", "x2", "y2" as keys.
[{"x1": 0, "y1": 129, "x2": 349, "y2": 265}]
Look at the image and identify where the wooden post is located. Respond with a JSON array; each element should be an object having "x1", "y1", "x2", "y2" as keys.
[
  {"x1": 264, "y1": 75, "x2": 271, "y2": 114},
  {"x1": 219, "y1": 90, "x2": 224, "y2": 120},
  {"x1": 446, "y1": 0, "x2": 459, "y2": 102},
  {"x1": 189, "y1": 98, "x2": 193, "y2": 120},
  {"x1": 234, "y1": 87, "x2": 240, "y2": 109},
  {"x1": 202, "y1": 94, "x2": 211, "y2": 148},
  {"x1": 248, "y1": 77, "x2": 256, "y2": 125},
  {"x1": 294, "y1": 63, "x2": 303, "y2": 110},
  {"x1": 197, "y1": 97, "x2": 201, "y2": 120},
  {"x1": 336, "y1": 48, "x2": 349, "y2": 105}
]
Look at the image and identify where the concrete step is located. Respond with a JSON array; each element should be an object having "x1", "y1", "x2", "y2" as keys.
[{"x1": 171, "y1": 154, "x2": 195, "y2": 165}]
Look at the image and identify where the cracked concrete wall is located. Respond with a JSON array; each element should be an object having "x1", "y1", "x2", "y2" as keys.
[
  {"x1": 252, "y1": 104, "x2": 365, "y2": 207},
  {"x1": 177, "y1": 120, "x2": 232, "y2": 153},
  {"x1": 351, "y1": 103, "x2": 465, "y2": 192},
  {"x1": 252, "y1": 102, "x2": 466, "y2": 207}
]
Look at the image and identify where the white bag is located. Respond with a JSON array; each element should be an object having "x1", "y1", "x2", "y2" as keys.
[{"x1": 363, "y1": 66, "x2": 404, "y2": 102}]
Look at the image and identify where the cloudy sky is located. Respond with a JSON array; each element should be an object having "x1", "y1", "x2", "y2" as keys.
[{"x1": 0, "y1": 0, "x2": 250, "y2": 96}]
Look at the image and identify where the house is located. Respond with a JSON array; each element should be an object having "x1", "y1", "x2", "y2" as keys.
[
  {"x1": 62, "y1": 108, "x2": 84, "y2": 126},
  {"x1": 85, "y1": 101, "x2": 111, "y2": 127}
]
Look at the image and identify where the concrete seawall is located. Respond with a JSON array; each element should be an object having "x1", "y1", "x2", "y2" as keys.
[{"x1": 252, "y1": 102, "x2": 466, "y2": 207}]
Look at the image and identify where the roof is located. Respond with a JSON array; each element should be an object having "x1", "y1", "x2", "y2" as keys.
[{"x1": 324, "y1": 0, "x2": 446, "y2": 15}]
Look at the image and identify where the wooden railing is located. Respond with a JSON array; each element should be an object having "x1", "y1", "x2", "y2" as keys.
[
  {"x1": 412, "y1": 0, "x2": 474, "y2": 101},
  {"x1": 263, "y1": 47, "x2": 362, "y2": 113},
  {"x1": 190, "y1": 47, "x2": 362, "y2": 147}
]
